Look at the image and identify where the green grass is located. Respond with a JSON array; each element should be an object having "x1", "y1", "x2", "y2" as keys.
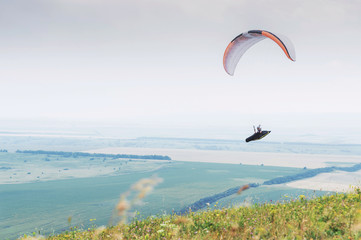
[{"x1": 20, "y1": 188, "x2": 361, "y2": 240}]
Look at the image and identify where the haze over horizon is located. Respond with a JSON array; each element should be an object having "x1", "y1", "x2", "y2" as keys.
[{"x1": 1, "y1": 0, "x2": 360, "y2": 142}]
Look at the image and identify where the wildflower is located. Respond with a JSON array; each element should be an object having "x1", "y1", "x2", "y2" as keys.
[
  {"x1": 116, "y1": 196, "x2": 130, "y2": 216},
  {"x1": 237, "y1": 184, "x2": 250, "y2": 194},
  {"x1": 174, "y1": 216, "x2": 191, "y2": 225},
  {"x1": 112, "y1": 233, "x2": 124, "y2": 240},
  {"x1": 21, "y1": 236, "x2": 45, "y2": 240},
  {"x1": 67, "y1": 216, "x2": 72, "y2": 225},
  {"x1": 132, "y1": 176, "x2": 163, "y2": 193},
  {"x1": 94, "y1": 226, "x2": 106, "y2": 236}
]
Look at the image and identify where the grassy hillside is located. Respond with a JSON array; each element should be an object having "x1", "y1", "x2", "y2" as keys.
[{"x1": 21, "y1": 188, "x2": 361, "y2": 240}]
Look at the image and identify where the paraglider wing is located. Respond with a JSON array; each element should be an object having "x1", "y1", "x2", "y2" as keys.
[
  {"x1": 223, "y1": 30, "x2": 296, "y2": 76},
  {"x1": 245, "y1": 130, "x2": 271, "y2": 143}
]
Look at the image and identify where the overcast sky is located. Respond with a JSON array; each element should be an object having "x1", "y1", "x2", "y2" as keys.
[{"x1": 1, "y1": 0, "x2": 361, "y2": 138}]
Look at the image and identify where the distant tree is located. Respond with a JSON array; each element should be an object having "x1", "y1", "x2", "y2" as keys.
[{"x1": 16, "y1": 150, "x2": 172, "y2": 160}]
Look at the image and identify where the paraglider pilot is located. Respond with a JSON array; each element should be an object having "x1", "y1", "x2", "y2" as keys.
[
  {"x1": 253, "y1": 125, "x2": 262, "y2": 133},
  {"x1": 247, "y1": 125, "x2": 270, "y2": 142}
]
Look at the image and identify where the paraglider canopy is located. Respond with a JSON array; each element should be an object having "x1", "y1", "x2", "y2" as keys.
[{"x1": 223, "y1": 30, "x2": 296, "y2": 76}]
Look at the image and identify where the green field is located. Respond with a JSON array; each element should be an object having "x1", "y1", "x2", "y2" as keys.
[
  {"x1": 0, "y1": 153, "x2": 327, "y2": 239},
  {"x1": 0, "y1": 151, "x2": 170, "y2": 184}
]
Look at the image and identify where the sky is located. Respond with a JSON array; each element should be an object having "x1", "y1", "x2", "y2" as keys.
[{"x1": 1, "y1": 0, "x2": 361, "y2": 140}]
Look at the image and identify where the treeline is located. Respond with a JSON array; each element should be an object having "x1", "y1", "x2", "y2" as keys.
[
  {"x1": 182, "y1": 163, "x2": 361, "y2": 213},
  {"x1": 0, "y1": 149, "x2": 8, "y2": 152},
  {"x1": 15, "y1": 150, "x2": 171, "y2": 160},
  {"x1": 263, "y1": 163, "x2": 361, "y2": 185},
  {"x1": 178, "y1": 183, "x2": 259, "y2": 214}
]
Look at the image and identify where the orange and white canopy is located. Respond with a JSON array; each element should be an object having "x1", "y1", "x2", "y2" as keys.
[{"x1": 223, "y1": 30, "x2": 296, "y2": 76}]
